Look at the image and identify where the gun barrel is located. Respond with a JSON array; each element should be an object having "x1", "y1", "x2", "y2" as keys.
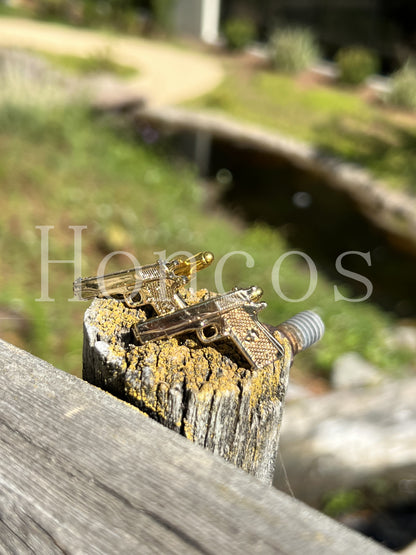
[
  {"x1": 73, "y1": 252, "x2": 213, "y2": 301},
  {"x1": 73, "y1": 268, "x2": 137, "y2": 299},
  {"x1": 133, "y1": 297, "x2": 217, "y2": 343},
  {"x1": 174, "y1": 251, "x2": 214, "y2": 277}
]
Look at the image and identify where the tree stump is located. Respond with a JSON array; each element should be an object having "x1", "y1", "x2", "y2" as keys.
[{"x1": 83, "y1": 291, "x2": 322, "y2": 485}]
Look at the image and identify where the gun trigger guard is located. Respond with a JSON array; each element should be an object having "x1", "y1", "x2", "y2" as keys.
[
  {"x1": 124, "y1": 291, "x2": 143, "y2": 308},
  {"x1": 196, "y1": 325, "x2": 219, "y2": 344},
  {"x1": 168, "y1": 259, "x2": 185, "y2": 274}
]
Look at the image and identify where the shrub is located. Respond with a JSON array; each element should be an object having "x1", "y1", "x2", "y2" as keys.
[
  {"x1": 336, "y1": 46, "x2": 380, "y2": 85},
  {"x1": 386, "y1": 60, "x2": 416, "y2": 111},
  {"x1": 223, "y1": 17, "x2": 256, "y2": 51},
  {"x1": 269, "y1": 27, "x2": 320, "y2": 74},
  {"x1": 151, "y1": 0, "x2": 175, "y2": 34},
  {"x1": 0, "y1": 49, "x2": 71, "y2": 110},
  {"x1": 34, "y1": 0, "x2": 68, "y2": 19}
]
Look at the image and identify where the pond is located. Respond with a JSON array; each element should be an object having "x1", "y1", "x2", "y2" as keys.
[{"x1": 157, "y1": 128, "x2": 416, "y2": 319}]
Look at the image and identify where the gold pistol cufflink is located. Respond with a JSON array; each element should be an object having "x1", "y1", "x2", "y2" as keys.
[
  {"x1": 73, "y1": 251, "x2": 214, "y2": 315},
  {"x1": 132, "y1": 285, "x2": 286, "y2": 371}
]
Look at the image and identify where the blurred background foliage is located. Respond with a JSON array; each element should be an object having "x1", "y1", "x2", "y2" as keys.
[
  {"x1": 0, "y1": 2, "x2": 415, "y2": 383},
  {"x1": 268, "y1": 26, "x2": 321, "y2": 74},
  {"x1": 0, "y1": 0, "x2": 175, "y2": 34},
  {"x1": 0, "y1": 62, "x2": 412, "y2": 379},
  {"x1": 335, "y1": 46, "x2": 380, "y2": 85}
]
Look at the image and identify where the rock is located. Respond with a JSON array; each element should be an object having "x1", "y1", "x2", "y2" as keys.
[
  {"x1": 331, "y1": 352, "x2": 383, "y2": 390},
  {"x1": 285, "y1": 380, "x2": 314, "y2": 402},
  {"x1": 388, "y1": 325, "x2": 416, "y2": 352},
  {"x1": 274, "y1": 378, "x2": 416, "y2": 509},
  {"x1": 83, "y1": 74, "x2": 146, "y2": 112},
  {"x1": 402, "y1": 540, "x2": 416, "y2": 554}
]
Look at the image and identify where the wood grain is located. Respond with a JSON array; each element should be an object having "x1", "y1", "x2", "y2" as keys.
[{"x1": 0, "y1": 339, "x2": 390, "y2": 554}]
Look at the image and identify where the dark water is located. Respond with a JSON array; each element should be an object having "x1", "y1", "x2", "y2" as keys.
[
  {"x1": 352, "y1": 502, "x2": 416, "y2": 551},
  {"x1": 161, "y1": 129, "x2": 416, "y2": 318}
]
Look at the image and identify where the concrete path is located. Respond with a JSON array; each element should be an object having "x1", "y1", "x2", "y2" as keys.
[{"x1": 0, "y1": 17, "x2": 224, "y2": 106}]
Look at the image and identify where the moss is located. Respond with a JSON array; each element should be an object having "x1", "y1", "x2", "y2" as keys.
[{"x1": 322, "y1": 488, "x2": 366, "y2": 518}]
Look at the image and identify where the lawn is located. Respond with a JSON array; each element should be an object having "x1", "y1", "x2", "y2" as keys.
[
  {"x1": 38, "y1": 48, "x2": 138, "y2": 78},
  {"x1": 188, "y1": 59, "x2": 416, "y2": 191}
]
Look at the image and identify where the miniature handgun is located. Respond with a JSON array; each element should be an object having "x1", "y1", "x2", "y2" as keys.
[
  {"x1": 132, "y1": 286, "x2": 285, "y2": 370},
  {"x1": 73, "y1": 251, "x2": 214, "y2": 314}
]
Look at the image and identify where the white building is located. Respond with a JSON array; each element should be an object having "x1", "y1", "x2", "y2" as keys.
[{"x1": 173, "y1": 0, "x2": 221, "y2": 44}]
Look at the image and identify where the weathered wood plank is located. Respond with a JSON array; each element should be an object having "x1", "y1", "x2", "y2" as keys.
[{"x1": 0, "y1": 339, "x2": 390, "y2": 554}]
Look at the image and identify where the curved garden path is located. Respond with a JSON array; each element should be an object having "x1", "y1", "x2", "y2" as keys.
[{"x1": 0, "y1": 17, "x2": 224, "y2": 106}]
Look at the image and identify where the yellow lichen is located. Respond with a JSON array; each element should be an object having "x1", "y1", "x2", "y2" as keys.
[{"x1": 91, "y1": 298, "x2": 145, "y2": 343}]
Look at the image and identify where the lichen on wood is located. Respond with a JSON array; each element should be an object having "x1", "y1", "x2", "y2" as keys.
[{"x1": 83, "y1": 291, "x2": 292, "y2": 484}]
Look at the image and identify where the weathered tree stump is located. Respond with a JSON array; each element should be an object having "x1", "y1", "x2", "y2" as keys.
[{"x1": 83, "y1": 291, "x2": 322, "y2": 484}]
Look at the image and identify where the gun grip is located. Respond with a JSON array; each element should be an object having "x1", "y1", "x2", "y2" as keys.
[{"x1": 224, "y1": 308, "x2": 283, "y2": 370}]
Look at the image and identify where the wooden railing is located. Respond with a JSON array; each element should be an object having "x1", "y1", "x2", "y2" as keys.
[{"x1": 0, "y1": 339, "x2": 389, "y2": 553}]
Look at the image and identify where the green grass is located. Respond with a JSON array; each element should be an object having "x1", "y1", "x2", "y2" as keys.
[
  {"x1": 0, "y1": 93, "x2": 412, "y2": 378},
  {"x1": 0, "y1": 4, "x2": 27, "y2": 17},
  {"x1": 188, "y1": 67, "x2": 416, "y2": 191},
  {"x1": 38, "y1": 49, "x2": 138, "y2": 78}
]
